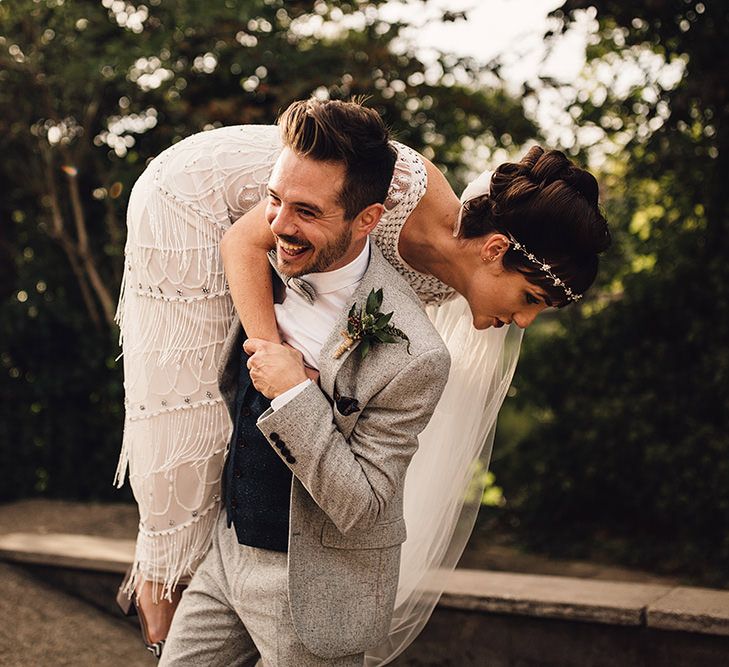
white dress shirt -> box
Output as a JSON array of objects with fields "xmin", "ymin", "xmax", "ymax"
[{"xmin": 269, "ymin": 239, "xmax": 370, "ymax": 410}]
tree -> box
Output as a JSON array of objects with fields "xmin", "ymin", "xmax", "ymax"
[
  {"xmin": 0, "ymin": 0, "xmax": 536, "ymax": 500},
  {"xmin": 494, "ymin": 0, "xmax": 729, "ymax": 584}
]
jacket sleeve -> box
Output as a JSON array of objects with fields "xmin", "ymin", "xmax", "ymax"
[{"xmin": 256, "ymin": 347, "xmax": 450, "ymax": 534}]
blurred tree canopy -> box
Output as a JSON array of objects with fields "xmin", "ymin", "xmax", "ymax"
[
  {"xmin": 0, "ymin": 0, "xmax": 535, "ymax": 500},
  {"xmin": 4, "ymin": 0, "xmax": 726, "ymax": 585},
  {"xmin": 493, "ymin": 0, "xmax": 729, "ymax": 585}
]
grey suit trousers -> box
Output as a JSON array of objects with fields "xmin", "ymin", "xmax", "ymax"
[{"xmin": 160, "ymin": 512, "xmax": 364, "ymax": 667}]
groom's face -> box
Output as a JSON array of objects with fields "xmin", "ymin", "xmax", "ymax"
[{"xmin": 266, "ymin": 148, "xmax": 360, "ymax": 278}]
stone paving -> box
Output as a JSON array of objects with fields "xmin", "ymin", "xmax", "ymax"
[{"xmin": 0, "ymin": 562, "xmax": 153, "ymax": 667}]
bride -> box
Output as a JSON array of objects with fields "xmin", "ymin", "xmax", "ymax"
[{"xmin": 115, "ymin": 98, "xmax": 609, "ymax": 662}]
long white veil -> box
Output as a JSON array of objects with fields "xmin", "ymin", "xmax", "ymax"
[
  {"xmin": 366, "ymin": 300, "xmax": 522, "ymax": 665},
  {"xmin": 366, "ymin": 172, "xmax": 523, "ymax": 665}
]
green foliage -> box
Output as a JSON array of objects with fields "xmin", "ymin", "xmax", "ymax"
[
  {"xmin": 0, "ymin": 0, "xmax": 535, "ymax": 501},
  {"xmin": 493, "ymin": 1, "xmax": 729, "ymax": 585}
]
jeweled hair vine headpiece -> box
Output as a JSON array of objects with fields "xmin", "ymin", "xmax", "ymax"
[
  {"xmin": 455, "ymin": 169, "xmax": 583, "ymax": 304},
  {"xmin": 505, "ymin": 234, "xmax": 582, "ymax": 302}
]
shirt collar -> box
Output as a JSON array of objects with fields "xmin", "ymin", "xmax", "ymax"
[{"xmin": 302, "ymin": 238, "xmax": 370, "ymax": 295}]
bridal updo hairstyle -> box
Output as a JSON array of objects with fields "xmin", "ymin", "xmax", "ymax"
[
  {"xmin": 277, "ymin": 98, "xmax": 397, "ymax": 221},
  {"xmin": 458, "ymin": 146, "xmax": 610, "ymax": 306}
]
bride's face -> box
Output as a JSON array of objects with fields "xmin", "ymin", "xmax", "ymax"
[{"xmin": 463, "ymin": 235, "xmax": 552, "ymax": 330}]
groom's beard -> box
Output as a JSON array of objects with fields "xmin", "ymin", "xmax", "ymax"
[{"xmin": 275, "ymin": 226, "xmax": 353, "ymax": 278}]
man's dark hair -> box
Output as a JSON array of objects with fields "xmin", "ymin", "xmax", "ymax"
[{"xmin": 277, "ymin": 98, "xmax": 397, "ymax": 220}]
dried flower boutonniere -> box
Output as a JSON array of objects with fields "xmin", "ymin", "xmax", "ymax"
[{"xmin": 334, "ymin": 288, "xmax": 411, "ymax": 360}]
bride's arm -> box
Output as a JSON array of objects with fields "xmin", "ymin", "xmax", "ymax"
[{"xmin": 221, "ymin": 200, "xmax": 281, "ymax": 344}]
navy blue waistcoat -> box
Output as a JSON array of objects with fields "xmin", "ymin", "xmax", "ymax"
[{"xmin": 223, "ymin": 345, "xmax": 292, "ymax": 552}]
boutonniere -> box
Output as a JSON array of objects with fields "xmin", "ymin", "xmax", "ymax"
[{"xmin": 334, "ymin": 288, "xmax": 411, "ymax": 360}]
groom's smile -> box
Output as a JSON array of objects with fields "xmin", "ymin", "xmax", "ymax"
[
  {"xmin": 266, "ymin": 148, "xmax": 363, "ymax": 278},
  {"xmin": 277, "ymin": 236, "xmax": 310, "ymax": 257}
]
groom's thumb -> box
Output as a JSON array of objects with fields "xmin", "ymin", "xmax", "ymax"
[{"xmin": 243, "ymin": 338, "xmax": 265, "ymax": 355}]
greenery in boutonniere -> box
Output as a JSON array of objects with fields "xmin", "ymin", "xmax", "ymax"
[{"xmin": 334, "ymin": 288, "xmax": 411, "ymax": 360}]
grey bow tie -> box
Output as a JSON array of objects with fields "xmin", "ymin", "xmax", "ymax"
[{"xmin": 267, "ymin": 250, "xmax": 317, "ymax": 304}]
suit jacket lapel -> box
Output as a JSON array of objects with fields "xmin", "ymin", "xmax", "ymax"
[
  {"xmin": 318, "ymin": 243, "xmax": 391, "ymax": 399},
  {"xmin": 218, "ymin": 318, "xmax": 245, "ymax": 412}
]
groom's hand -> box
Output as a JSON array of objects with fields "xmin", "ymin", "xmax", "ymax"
[{"xmin": 243, "ymin": 338, "xmax": 309, "ymax": 399}]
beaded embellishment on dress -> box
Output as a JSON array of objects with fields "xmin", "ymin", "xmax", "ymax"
[
  {"xmin": 117, "ymin": 127, "xmax": 523, "ymax": 667},
  {"xmin": 115, "ymin": 126, "xmax": 282, "ymax": 600},
  {"xmin": 115, "ymin": 128, "xmax": 451, "ymax": 601},
  {"xmin": 373, "ymin": 142, "xmax": 455, "ymax": 306}
]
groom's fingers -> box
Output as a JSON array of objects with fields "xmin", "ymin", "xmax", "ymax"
[
  {"xmin": 243, "ymin": 337, "xmax": 267, "ymax": 355},
  {"xmin": 242, "ymin": 338, "xmax": 308, "ymax": 399},
  {"xmin": 281, "ymin": 342, "xmax": 305, "ymax": 363},
  {"xmin": 304, "ymin": 366, "xmax": 320, "ymax": 383}
]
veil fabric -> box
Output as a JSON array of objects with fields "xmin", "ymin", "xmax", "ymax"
[
  {"xmin": 366, "ymin": 299, "xmax": 522, "ymax": 665},
  {"xmin": 366, "ymin": 168, "xmax": 523, "ymax": 665}
]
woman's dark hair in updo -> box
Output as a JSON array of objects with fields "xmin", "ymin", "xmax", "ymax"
[{"xmin": 459, "ymin": 146, "xmax": 611, "ymax": 306}]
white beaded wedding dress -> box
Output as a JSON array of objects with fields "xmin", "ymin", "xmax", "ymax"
[{"xmin": 115, "ymin": 125, "xmax": 522, "ymax": 665}]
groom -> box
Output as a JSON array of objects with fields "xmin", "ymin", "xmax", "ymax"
[{"xmin": 160, "ymin": 100, "xmax": 450, "ymax": 665}]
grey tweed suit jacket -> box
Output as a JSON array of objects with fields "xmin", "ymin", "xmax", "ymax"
[{"xmin": 217, "ymin": 243, "xmax": 450, "ymax": 658}]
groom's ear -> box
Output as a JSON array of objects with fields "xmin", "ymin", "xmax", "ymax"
[{"xmin": 352, "ymin": 203, "xmax": 385, "ymax": 238}]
